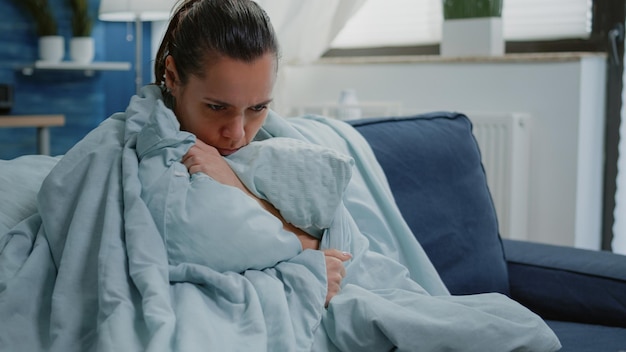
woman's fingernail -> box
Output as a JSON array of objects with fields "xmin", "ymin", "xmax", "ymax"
[{"xmin": 342, "ymin": 251, "xmax": 352, "ymax": 257}]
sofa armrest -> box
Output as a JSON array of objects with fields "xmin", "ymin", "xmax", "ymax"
[{"xmin": 503, "ymin": 239, "xmax": 626, "ymax": 328}]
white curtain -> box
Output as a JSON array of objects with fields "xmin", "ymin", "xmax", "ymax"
[
  {"xmin": 254, "ymin": 0, "xmax": 366, "ymax": 112},
  {"xmin": 255, "ymin": 0, "xmax": 367, "ymax": 64}
]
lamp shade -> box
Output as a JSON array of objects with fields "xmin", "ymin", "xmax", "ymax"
[{"xmin": 99, "ymin": 0, "xmax": 177, "ymax": 22}]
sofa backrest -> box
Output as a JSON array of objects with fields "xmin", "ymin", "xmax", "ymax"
[
  {"xmin": 0, "ymin": 155, "xmax": 60, "ymax": 233},
  {"xmin": 350, "ymin": 112, "xmax": 510, "ymax": 295}
]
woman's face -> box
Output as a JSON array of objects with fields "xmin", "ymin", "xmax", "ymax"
[{"xmin": 165, "ymin": 53, "xmax": 276, "ymax": 156}]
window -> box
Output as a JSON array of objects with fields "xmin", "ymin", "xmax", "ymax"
[{"xmin": 331, "ymin": 0, "xmax": 592, "ymax": 49}]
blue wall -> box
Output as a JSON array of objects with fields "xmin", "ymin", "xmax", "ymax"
[{"xmin": 0, "ymin": 0, "xmax": 151, "ymax": 159}]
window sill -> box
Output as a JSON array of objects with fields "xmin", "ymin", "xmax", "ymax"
[{"xmin": 315, "ymin": 52, "xmax": 607, "ymax": 65}]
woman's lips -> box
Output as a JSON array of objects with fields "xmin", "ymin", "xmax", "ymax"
[{"xmin": 217, "ymin": 147, "xmax": 240, "ymax": 156}]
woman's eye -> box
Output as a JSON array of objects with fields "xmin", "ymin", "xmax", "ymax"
[
  {"xmin": 208, "ymin": 104, "xmax": 225, "ymax": 111},
  {"xmin": 250, "ymin": 105, "xmax": 267, "ymax": 112}
]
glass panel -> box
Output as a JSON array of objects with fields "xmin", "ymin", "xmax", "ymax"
[{"xmin": 331, "ymin": 0, "xmax": 592, "ymax": 48}]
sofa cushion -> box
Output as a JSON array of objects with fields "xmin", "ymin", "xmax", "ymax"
[
  {"xmin": 545, "ymin": 320, "xmax": 626, "ymax": 352},
  {"xmin": 350, "ymin": 112, "xmax": 509, "ymax": 295},
  {"xmin": 504, "ymin": 239, "xmax": 626, "ymax": 327}
]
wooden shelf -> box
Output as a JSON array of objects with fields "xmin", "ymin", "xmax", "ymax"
[
  {"xmin": 0, "ymin": 115, "xmax": 65, "ymax": 155},
  {"xmin": 0, "ymin": 114, "xmax": 65, "ymax": 128},
  {"xmin": 20, "ymin": 61, "xmax": 131, "ymax": 76}
]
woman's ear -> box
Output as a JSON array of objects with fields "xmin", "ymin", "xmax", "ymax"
[{"xmin": 164, "ymin": 56, "xmax": 179, "ymax": 93}]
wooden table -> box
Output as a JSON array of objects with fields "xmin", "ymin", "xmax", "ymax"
[{"xmin": 0, "ymin": 115, "xmax": 65, "ymax": 155}]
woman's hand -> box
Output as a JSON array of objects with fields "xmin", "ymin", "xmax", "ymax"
[
  {"xmin": 182, "ymin": 139, "xmax": 244, "ymax": 189},
  {"xmin": 323, "ymin": 249, "xmax": 351, "ymax": 307}
]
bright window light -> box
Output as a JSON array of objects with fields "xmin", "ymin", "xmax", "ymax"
[{"xmin": 331, "ymin": 0, "xmax": 592, "ymax": 48}]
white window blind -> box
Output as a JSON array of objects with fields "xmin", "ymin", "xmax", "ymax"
[{"xmin": 331, "ymin": 0, "xmax": 592, "ymax": 48}]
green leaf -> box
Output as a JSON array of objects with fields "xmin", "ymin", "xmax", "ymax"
[
  {"xmin": 69, "ymin": 0, "xmax": 94, "ymax": 37},
  {"xmin": 11, "ymin": 0, "xmax": 58, "ymax": 36},
  {"xmin": 442, "ymin": 0, "xmax": 503, "ymax": 20}
]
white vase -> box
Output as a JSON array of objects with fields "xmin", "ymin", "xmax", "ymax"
[
  {"xmin": 337, "ymin": 89, "xmax": 362, "ymax": 120},
  {"xmin": 441, "ymin": 17, "xmax": 504, "ymax": 58},
  {"xmin": 70, "ymin": 37, "xmax": 95, "ymax": 63},
  {"xmin": 38, "ymin": 35, "xmax": 65, "ymax": 62}
]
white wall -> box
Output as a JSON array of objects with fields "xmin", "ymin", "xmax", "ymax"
[{"xmin": 276, "ymin": 54, "xmax": 607, "ymax": 249}]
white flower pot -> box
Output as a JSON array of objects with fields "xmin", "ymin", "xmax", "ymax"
[
  {"xmin": 70, "ymin": 37, "xmax": 95, "ymax": 63},
  {"xmin": 39, "ymin": 35, "xmax": 65, "ymax": 62},
  {"xmin": 441, "ymin": 17, "xmax": 504, "ymax": 57}
]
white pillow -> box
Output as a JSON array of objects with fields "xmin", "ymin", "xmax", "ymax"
[{"xmin": 226, "ymin": 137, "xmax": 354, "ymax": 238}]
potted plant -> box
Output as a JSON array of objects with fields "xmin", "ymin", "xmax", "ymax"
[
  {"xmin": 440, "ymin": 0, "xmax": 504, "ymax": 57},
  {"xmin": 69, "ymin": 0, "xmax": 95, "ymax": 63},
  {"xmin": 12, "ymin": 0, "xmax": 64, "ymax": 62}
]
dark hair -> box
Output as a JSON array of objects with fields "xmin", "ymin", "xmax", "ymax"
[{"xmin": 154, "ymin": 0, "xmax": 279, "ymax": 89}]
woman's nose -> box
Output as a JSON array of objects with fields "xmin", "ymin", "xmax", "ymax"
[{"xmin": 221, "ymin": 113, "xmax": 245, "ymax": 141}]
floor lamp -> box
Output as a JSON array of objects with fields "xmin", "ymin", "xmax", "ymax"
[{"xmin": 99, "ymin": 0, "xmax": 176, "ymax": 94}]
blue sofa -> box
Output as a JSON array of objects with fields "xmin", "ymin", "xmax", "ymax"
[
  {"xmin": 349, "ymin": 112, "xmax": 626, "ymax": 351},
  {"xmin": 1, "ymin": 111, "xmax": 623, "ymax": 350}
]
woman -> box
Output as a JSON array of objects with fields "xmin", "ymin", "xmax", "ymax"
[
  {"xmin": 154, "ymin": 0, "xmax": 349, "ymax": 308},
  {"xmin": 0, "ymin": 0, "xmax": 561, "ymax": 351}
]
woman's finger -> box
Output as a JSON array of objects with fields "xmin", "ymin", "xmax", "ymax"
[{"xmin": 322, "ymin": 248, "xmax": 352, "ymax": 262}]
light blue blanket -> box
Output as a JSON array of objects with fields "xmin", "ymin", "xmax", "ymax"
[{"xmin": 0, "ymin": 86, "xmax": 560, "ymax": 351}]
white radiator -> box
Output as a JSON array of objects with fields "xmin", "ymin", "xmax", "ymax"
[{"xmin": 469, "ymin": 113, "xmax": 531, "ymax": 241}]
